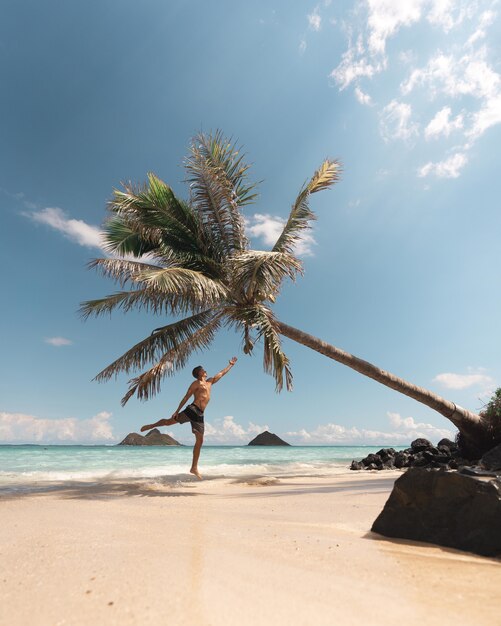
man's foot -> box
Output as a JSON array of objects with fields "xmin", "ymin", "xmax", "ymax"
[
  {"xmin": 140, "ymin": 424, "xmax": 152, "ymax": 432},
  {"xmin": 190, "ymin": 468, "xmax": 203, "ymax": 480}
]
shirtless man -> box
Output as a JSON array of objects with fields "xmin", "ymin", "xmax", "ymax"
[{"xmin": 140, "ymin": 357, "xmax": 237, "ymax": 479}]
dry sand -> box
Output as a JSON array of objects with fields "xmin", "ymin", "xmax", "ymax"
[{"xmin": 1, "ymin": 472, "xmax": 500, "ymax": 626}]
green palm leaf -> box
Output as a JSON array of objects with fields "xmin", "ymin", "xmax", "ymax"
[
  {"xmin": 272, "ymin": 159, "xmax": 341, "ymax": 255},
  {"xmin": 121, "ymin": 312, "xmax": 224, "ymax": 404},
  {"xmin": 185, "ymin": 130, "xmax": 257, "ymax": 253},
  {"xmin": 229, "ymin": 250, "xmax": 303, "ymax": 303},
  {"xmin": 94, "ymin": 310, "xmax": 219, "ymax": 384}
]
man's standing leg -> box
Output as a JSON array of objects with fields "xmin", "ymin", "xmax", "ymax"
[{"xmin": 190, "ymin": 432, "xmax": 204, "ymax": 479}]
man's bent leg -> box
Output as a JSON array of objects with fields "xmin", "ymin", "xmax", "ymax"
[
  {"xmin": 190, "ymin": 432, "xmax": 204, "ymax": 479},
  {"xmin": 140, "ymin": 417, "xmax": 177, "ymax": 432}
]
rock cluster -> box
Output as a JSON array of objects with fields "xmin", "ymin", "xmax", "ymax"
[{"xmin": 350, "ymin": 437, "xmax": 469, "ymax": 471}]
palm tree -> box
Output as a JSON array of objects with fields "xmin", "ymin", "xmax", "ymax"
[{"xmin": 81, "ymin": 131, "xmax": 491, "ymax": 453}]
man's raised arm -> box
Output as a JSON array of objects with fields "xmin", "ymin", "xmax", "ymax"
[{"xmin": 208, "ymin": 357, "xmax": 238, "ymax": 384}]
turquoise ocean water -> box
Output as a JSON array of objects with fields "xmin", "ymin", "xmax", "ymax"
[{"xmin": 0, "ymin": 444, "xmax": 404, "ymax": 492}]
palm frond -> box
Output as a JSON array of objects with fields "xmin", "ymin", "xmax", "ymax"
[
  {"xmin": 272, "ymin": 159, "xmax": 341, "ymax": 255},
  {"xmin": 104, "ymin": 174, "xmax": 227, "ymax": 273},
  {"xmin": 79, "ymin": 265, "xmax": 225, "ymax": 319},
  {"xmin": 121, "ymin": 312, "xmax": 224, "ymax": 404},
  {"xmin": 135, "ymin": 266, "xmax": 228, "ymax": 304},
  {"xmin": 94, "ymin": 310, "xmax": 218, "ymax": 384},
  {"xmin": 88, "ymin": 258, "xmax": 166, "ymax": 288},
  {"xmin": 229, "ymin": 250, "xmax": 303, "ymax": 303},
  {"xmin": 185, "ymin": 130, "xmax": 257, "ymax": 253},
  {"xmin": 226, "ymin": 304, "xmax": 292, "ymax": 391}
]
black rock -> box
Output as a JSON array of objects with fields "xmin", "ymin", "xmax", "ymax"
[
  {"xmin": 394, "ymin": 452, "xmax": 410, "ymax": 469},
  {"xmin": 423, "ymin": 447, "xmax": 440, "ymax": 460},
  {"xmin": 362, "ymin": 453, "xmax": 382, "ymax": 467},
  {"xmin": 248, "ymin": 431, "xmax": 290, "ymax": 446},
  {"xmin": 480, "ymin": 443, "xmax": 501, "ymax": 472},
  {"xmin": 437, "ymin": 438, "xmax": 457, "ymax": 450},
  {"xmin": 350, "ymin": 460, "xmax": 364, "ymax": 470},
  {"xmin": 372, "ymin": 468, "xmax": 501, "ymax": 556},
  {"xmin": 376, "ymin": 448, "xmax": 396, "ymax": 460},
  {"xmin": 410, "ymin": 438, "xmax": 433, "ymax": 452},
  {"xmin": 437, "ymin": 445, "xmax": 452, "ymax": 456}
]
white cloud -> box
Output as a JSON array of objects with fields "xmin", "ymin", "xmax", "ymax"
[
  {"xmin": 424, "ymin": 106, "xmax": 464, "ymax": 139},
  {"xmin": 285, "ymin": 411, "xmax": 453, "ymax": 444},
  {"xmin": 433, "ymin": 369, "xmax": 494, "ymax": 390},
  {"xmin": 330, "ymin": 0, "xmax": 501, "ymax": 178},
  {"xmin": 329, "ymin": 47, "xmax": 380, "ymax": 90},
  {"xmin": 0, "ymin": 411, "xmax": 115, "ymax": 443},
  {"xmin": 204, "ymin": 415, "xmax": 268, "ymax": 444},
  {"xmin": 401, "ymin": 49, "xmax": 499, "ymax": 99},
  {"xmin": 354, "ymin": 86, "xmax": 373, "ymax": 105},
  {"xmin": 380, "ymin": 100, "xmax": 419, "ymax": 141},
  {"xmin": 246, "ymin": 213, "xmax": 316, "ymax": 257},
  {"xmin": 299, "ymin": 39, "xmax": 307, "ymax": 54},
  {"xmin": 308, "ymin": 8, "xmax": 322, "ymax": 31},
  {"xmin": 418, "ymin": 151, "xmax": 468, "ymax": 178},
  {"xmin": 366, "ymin": 0, "xmax": 426, "ymax": 54},
  {"xmin": 427, "ymin": 0, "xmax": 459, "ymax": 31},
  {"xmin": 45, "ymin": 337, "xmax": 73, "ymax": 347},
  {"xmin": 28, "ymin": 207, "xmax": 104, "ymax": 249},
  {"xmin": 468, "ymin": 92, "xmax": 501, "ymax": 139}
]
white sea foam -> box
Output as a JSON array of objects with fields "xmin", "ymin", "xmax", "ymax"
[{"xmin": 0, "ymin": 444, "xmax": 396, "ymax": 492}]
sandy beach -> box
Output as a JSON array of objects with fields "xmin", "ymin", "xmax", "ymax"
[{"xmin": 1, "ymin": 472, "xmax": 500, "ymax": 626}]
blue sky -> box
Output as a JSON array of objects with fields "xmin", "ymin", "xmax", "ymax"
[{"xmin": 1, "ymin": 0, "xmax": 500, "ymax": 445}]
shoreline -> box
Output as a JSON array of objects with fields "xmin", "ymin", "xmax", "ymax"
[{"xmin": 2, "ymin": 473, "xmax": 500, "ymax": 625}]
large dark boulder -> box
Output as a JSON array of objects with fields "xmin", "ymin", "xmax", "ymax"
[
  {"xmin": 118, "ymin": 429, "xmax": 181, "ymax": 446},
  {"xmin": 248, "ymin": 431, "xmax": 290, "ymax": 446},
  {"xmin": 480, "ymin": 442, "xmax": 501, "ymax": 472},
  {"xmin": 372, "ymin": 468, "xmax": 501, "ymax": 557}
]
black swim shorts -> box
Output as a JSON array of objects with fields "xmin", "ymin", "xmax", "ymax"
[{"xmin": 175, "ymin": 403, "xmax": 205, "ymax": 435}]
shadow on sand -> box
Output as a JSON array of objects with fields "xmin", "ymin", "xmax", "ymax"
[
  {"xmin": 228, "ymin": 475, "xmax": 398, "ymax": 498},
  {"xmin": 0, "ymin": 476, "xmax": 202, "ymax": 501}
]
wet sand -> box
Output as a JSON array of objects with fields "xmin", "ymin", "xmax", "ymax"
[{"xmin": 1, "ymin": 473, "xmax": 500, "ymax": 625}]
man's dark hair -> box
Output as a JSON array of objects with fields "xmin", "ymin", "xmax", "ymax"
[{"xmin": 192, "ymin": 366, "xmax": 204, "ymax": 379}]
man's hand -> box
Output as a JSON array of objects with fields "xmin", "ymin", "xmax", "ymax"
[
  {"xmin": 229, "ymin": 357, "xmax": 237, "ymax": 366},
  {"xmin": 171, "ymin": 411, "xmax": 179, "ymax": 420}
]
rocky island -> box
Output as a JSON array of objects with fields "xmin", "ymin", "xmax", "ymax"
[
  {"xmin": 248, "ymin": 431, "xmax": 290, "ymax": 446},
  {"xmin": 118, "ymin": 428, "xmax": 181, "ymax": 446}
]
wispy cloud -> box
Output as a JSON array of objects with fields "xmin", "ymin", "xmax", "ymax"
[
  {"xmin": 246, "ymin": 213, "xmax": 316, "ymax": 257},
  {"xmin": 0, "ymin": 411, "xmax": 115, "ymax": 443},
  {"xmin": 308, "ymin": 7, "xmax": 322, "ymax": 31},
  {"xmin": 424, "ymin": 106, "xmax": 464, "ymax": 139},
  {"xmin": 418, "ymin": 151, "xmax": 468, "ymax": 178},
  {"xmin": 329, "ymin": 0, "xmax": 501, "ymax": 178},
  {"xmin": 27, "ymin": 207, "xmax": 104, "ymax": 249},
  {"xmin": 285, "ymin": 411, "xmax": 453, "ymax": 444},
  {"xmin": 44, "ymin": 337, "xmax": 73, "ymax": 347},
  {"xmin": 380, "ymin": 100, "xmax": 419, "ymax": 141},
  {"xmin": 354, "ymin": 86, "xmax": 373, "ymax": 106},
  {"xmin": 433, "ymin": 368, "xmax": 494, "ymax": 390}
]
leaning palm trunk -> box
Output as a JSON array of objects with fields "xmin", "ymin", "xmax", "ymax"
[
  {"xmin": 277, "ymin": 321, "xmax": 488, "ymax": 449},
  {"xmin": 84, "ymin": 131, "xmax": 494, "ymax": 457}
]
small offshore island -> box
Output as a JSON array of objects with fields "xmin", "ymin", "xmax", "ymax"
[
  {"xmin": 118, "ymin": 428, "xmax": 181, "ymax": 446},
  {"xmin": 248, "ymin": 431, "xmax": 290, "ymax": 446}
]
